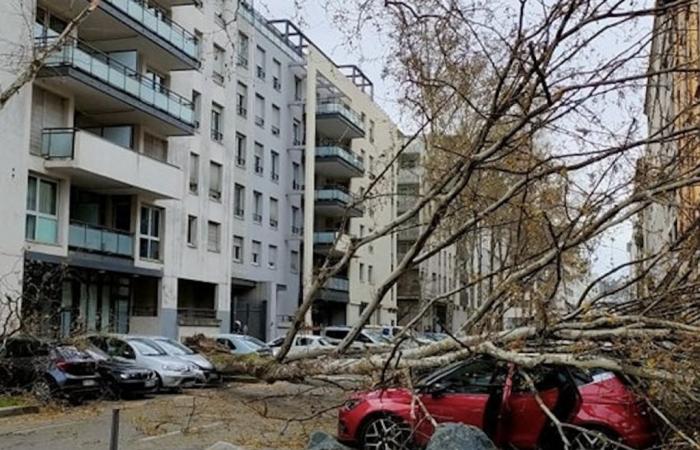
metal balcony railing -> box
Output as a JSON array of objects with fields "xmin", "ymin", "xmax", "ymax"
[
  {"xmin": 104, "ymin": 0, "xmax": 199, "ymax": 59},
  {"xmin": 316, "ymin": 146, "xmax": 364, "ymax": 171},
  {"xmin": 69, "ymin": 221, "xmax": 134, "ymax": 257},
  {"xmin": 37, "ymin": 36, "xmax": 195, "ymax": 126},
  {"xmin": 316, "ymin": 101, "xmax": 365, "ymax": 132}
]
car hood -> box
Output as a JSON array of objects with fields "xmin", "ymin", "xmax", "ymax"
[
  {"xmin": 143, "ymin": 355, "xmax": 192, "ymax": 370},
  {"xmin": 175, "ymin": 354, "xmax": 213, "ymax": 370},
  {"xmin": 353, "ymin": 388, "xmax": 413, "ymax": 404}
]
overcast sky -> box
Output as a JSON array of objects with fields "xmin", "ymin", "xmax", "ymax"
[{"xmin": 256, "ymin": 0, "xmax": 637, "ymax": 277}]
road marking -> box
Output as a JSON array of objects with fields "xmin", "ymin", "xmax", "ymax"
[
  {"xmin": 138, "ymin": 421, "xmax": 223, "ymax": 442},
  {"xmin": 0, "ymin": 421, "xmax": 79, "ymax": 436}
]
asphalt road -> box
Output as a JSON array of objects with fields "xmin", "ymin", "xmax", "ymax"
[{"xmin": 0, "ymin": 382, "xmax": 344, "ymax": 450}]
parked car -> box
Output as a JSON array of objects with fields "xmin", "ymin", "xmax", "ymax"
[
  {"xmin": 267, "ymin": 335, "xmax": 333, "ymax": 356},
  {"xmin": 87, "ymin": 335, "xmax": 201, "ymax": 390},
  {"xmin": 337, "ymin": 357, "xmax": 655, "ymax": 450},
  {"xmin": 0, "ymin": 336, "xmax": 101, "ymax": 403},
  {"xmin": 146, "ymin": 336, "xmax": 219, "ymax": 384},
  {"xmin": 322, "ymin": 326, "xmax": 392, "ymax": 347},
  {"xmin": 421, "ymin": 332, "xmax": 449, "ymax": 342},
  {"xmin": 215, "ymin": 334, "xmax": 272, "ymax": 356},
  {"xmin": 81, "ymin": 344, "xmax": 157, "ymax": 398}
]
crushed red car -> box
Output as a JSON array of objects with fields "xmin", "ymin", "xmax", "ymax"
[{"xmin": 337, "ymin": 357, "xmax": 655, "ymax": 449}]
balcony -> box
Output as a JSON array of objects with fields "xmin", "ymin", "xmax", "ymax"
[
  {"xmin": 315, "ymin": 146, "xmax": 364, "ymax": 178},
  {"xmin": 44, "ymin": 0, "xmax": 199, "ymax": 70},
  {"xmin": 316, "ymin": 276, "xmax": 350, "ymax": 304},
  {"xmin": 37, "ymin": 37, "xmax": 195, "ymax": 136},
  {"xmin": 316, "ymin": 101, "xmax": 365, "ymax": 140},
  {"xmin": 42, "ymin": 128, "xmax": 183, "ymax": 200},
  {"xmin": 69, "ymin": 221, "xmax": 134, "ymax": 258},
  {"xmin": 315, "ymin": 186, "xmax": 364, "ymax": 217},
  {"xmin": 313, "ymin": 231, "xmax": 352, "ymax": 256}
]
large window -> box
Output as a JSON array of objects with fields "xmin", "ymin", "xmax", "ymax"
[
  {"xmin": 254, "ymin": 94, "xmax": 265, "ymax": 127},
  {"xmin": 268, "ymin": 245, "xmax": 278, "ymax": 269},
  {"xmin": 272, "ymin": 59, "xmax": 282, "ymax": 91},
  {"xmin": 187, "ymin": 215, "xmax": 197, "ymax": 247},
  {"xmin": 233, "ymin": 235, "xmax": 244, "ymax": 262},
  {"xmin": 236, "ymin": 82, "xmax": 248, "ymax": 117},
  {"xmin": 211, "ymin": 103, "xmax": 223, "ymax": 142},
  {"xmin": 255, "ymin": 45, "xmax": 266, "ymax": 79},
  {"xmin": 234, "ymin": 184, "xmax": 245, "ymax": 218},
  {"xmin": 207, "ymin": 221, "xmax": 221, "ymax": 252},
  {"xmin": 25, "ymin": 175, "xmax": 58, "ymax": 244},
  {"xmin": 253, "ymin": 191, "xmax": 263, "ymax": 223},
  {"xmin": 251, "ymin": 240, "xmax": 261, "ymax": 266},
  {"xmin": 254, "ymin": 142, "xmax": 264, "ymax": 175},
  {"xmin": 235, "ymin": 133, "xmax": 246, "ymax": 167},
  {"xmin": 269, "ymin": 197, "xmax": 279, "ymax": 228},
  {"xmin": 271, "ymin": 150, "xmax": 280, "ymax": 182},
  {"xmin": 290, "ymin": 249, "xmax": 299, "ymax": 273},
  {"xmin": 140, "ymin": 206, "xmax": 162, "ymax": 260},
  {"xmin": 271, "ymin": 105, "xmax": 281, "ymax": 136},
  {"xmin": 189, "ymin": 153, "xmax": 199, "ymax": 195},
  {"xmin": 209, "ymin": 161, "xmax": 222, "ymax": 201},
  {"xmin": 237, "ymin": 32, "xmax": 249, "ymax": 67},
  {"xmin": 213, "ymin": 44, "xmax": 225, "ymax": 84}
]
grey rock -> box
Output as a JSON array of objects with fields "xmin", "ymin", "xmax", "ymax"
[
  {"xmin": 205, "ymin": 442, "xmax": 244, "ymax": 450},
  {"xmin": 426, "ymin": 423, "xmax": 496, "ymax": 450},
  {"xmin": 306, "ymin": 431, "xmax": 354, "ymax": 450}
]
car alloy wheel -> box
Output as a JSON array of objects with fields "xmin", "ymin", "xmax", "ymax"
[
  {"xmin": 32, "ymin": 379, "xmax": 54, "ymax": 404},
  {"xmin": 362, "ymin": 416, "xmax": 412, "ymax": 450},
  {"xmin": 570, "ymin": 429, "xmax": 619, "ymax": 450}
]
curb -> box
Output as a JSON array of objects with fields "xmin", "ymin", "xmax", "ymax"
[{"xmin": 0, "ymin": 405, "xmax": 40, "ymax": 418}]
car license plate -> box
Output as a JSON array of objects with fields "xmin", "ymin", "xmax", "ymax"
[
  {"xmin": 145, "ymin": 380, "xmax": 156, "ymax": 388},
  {"xmin": 83, "ymin": 379, "xmax": 97, "ymax": 386}
]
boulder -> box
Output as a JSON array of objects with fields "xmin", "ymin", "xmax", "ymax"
[
  {"xmin": 426, "ymin": 423, "xmax": 496, "ymax": 450},
  {"xmin": 306, "ymin": 431, "xmax": 354, "ymax": 450}
]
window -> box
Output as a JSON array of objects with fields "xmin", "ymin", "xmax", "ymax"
[
  {"xmin": 359, "ymin": 263, "xmax": 365, "ymax": 282},
  {"xmin": 271, "ymin": 105, "xmax": 281, "ymax": 136},
  {"xmin": 269, "ymin": 197, "xmax": 279, "ymax": 228},
  {"xmin": 143, "ymin": 133, "xmax": 167, "ymax": 162},
  {"xmin": 237, "ymin": 32, "xmax": 249, "ymax": 67},
  {"xmin": 187, "ymin": 215, "xmax": 197, "ymax": 247},
  {"xmin": 254, "ymin": 94, "xmax": 265, "ymax": 127},
  {"xmin": 292, "ymin": 119, "xmax": 302, "ymax": 145},
  {"xmin": 271, "ymin": 150, "xmax": 279, "ymax": 182},
  {"xmin": 291, "ymin": 206, "xmax": 301, "ymax": 234},
  {"xmin": 211, "ymin": 103, "xmax": 223, "ymax": 142},
  {"xmin": 192, "ymin": 90, "xmax": 201, "ymax": 128},
  {"xmin": 254, "ymin": 142, "xmax": 264, "ymax": 175},
  {"xmin": 140, "ymin": 206, "xmax": 162, "ymax": 260},
  {"xmin": 273, "ymin": 59, "xmax": 282, "ymax": 90},
  {"xmin": 234, "ymin": 184, "xmax": 245, "ymax": 218},
  {"xmin": 290, "ymin": 249, "xmax": 299, "ymax": 272},
  {"xmin": 292, "ymin": 162, "xmax": 302, "ymax": 190},
  {"xmin": 209, "ymin": 162, "xmax": 222, "ymax": 201},
  {"xmin": 235, "ymin": 133, "xmax": 246, "ymax": 167},
  {"xmin": 189, "ymin": 153, "xmax": 199, "ymax": 194},
  {"xmin": 251, "ymin": 240, "xmax": 261, "ymax": 265},
  {"xmin": 359, "ymin": 225, "xmax": 365, "ymax": 238},
  {"xmin": 369, "ymin": 120, "xmax": 375, "ymax": 143},
  {"xmin": 213, "ymin": 44, "xmax": 225, "ymax": 84},
  {"xmin": 255, "ymin": 46, "xmax": 266, "ymax": 79},
  {"xmin": 207, "ymin": 221, "xmax": 221, "ymax": 252},
  {"xmin": 368, "ymin": 265, "xmax": 374, "ymax": 284},
  {"xmin": 233, "ymin": 236, "xmax": 244, "ymax": 263},
  {"xmin": 236, "ymin": 82, "xmax": 248, "ymax": 117},
  {"xmin": 268, "ymin": 245, "xmax": 278, "ymax": 269},
  {"xmin": 253, "ymin": 191, "xmax": 263, "ymax": 223},
  {"xmin": 25, "ymin": 175, "xmax": 58, "ymax": 244},
  {"xmin": 294, "ymin": 76, "xmax": 302, "ymax": 101}
]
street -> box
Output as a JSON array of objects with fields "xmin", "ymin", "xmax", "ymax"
[{"xmin": 0, "ymin": 382, "xmax": 345, "ymax": 450}]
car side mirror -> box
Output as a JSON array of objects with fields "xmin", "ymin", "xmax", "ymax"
[{"xmin": 428, "ymin": 382, "xmax": 449, "ymax": 397}]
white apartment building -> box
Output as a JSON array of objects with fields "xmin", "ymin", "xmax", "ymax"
[
  {"xmin": 0, "ymin": 0, "xmax": 398, "ymax": 341},
  {"xmin": 395, "ymin": 138, "xmax": 461, "ymax": 332}
]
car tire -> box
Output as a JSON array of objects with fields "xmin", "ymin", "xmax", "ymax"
[
  {"xmin": 568, "ymin": 428, "xmax": 621, "ymax": 450},
  {"xmin": 360, "ymin": 414, "xmax": 413, "ymax": 450},
  {"xmin": 32, "ymin": 378, "xmax": 55, "ymax": 405}
]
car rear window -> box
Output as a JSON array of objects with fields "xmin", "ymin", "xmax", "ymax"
[{"xmin": 325, "ymin": 330, "xmax": 348, "ymax": 340}]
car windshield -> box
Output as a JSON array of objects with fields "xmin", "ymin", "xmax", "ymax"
[
  {"xmin": 241, "ymin": 336, "xmax": 267, "ymax": 348},
  {"xmin": 155, "ymin": 339, "xmax": 195, "ymax": 356},
  {"xmin": 363, "ymin": 330, "xmax": 391, "ymax": 344},
  {"xmin": 318, "ymin": 338, "xmax": 332, "ymax": 346},
  {"xmin": 129, "ymin": 339, "xmax": 166, "ymax": 356}
]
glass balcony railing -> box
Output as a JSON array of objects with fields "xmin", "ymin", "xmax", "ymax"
[
  {"xmin": 325, "ymin": 277, "xmax": 349, "ymax": 292},
  {"xmin": 316, "ymin": 146, "xmax": 364, "ymax": 171},
  {"xmin": 41, "ymin": 128, "xmax": 75, "ymax": 159},
  {"xmin": 315, "ymin": 187, "xmax": 354, "ymax": 205},
  {"xmin": 37, "ymin": 37, "xmax": 195, "ymax": 126},
  {"xmin": 104, "ymin": 0, "xmax": 199, "ymax": 59},
  {"xmin": 316, "ymin": 101, "xmax": 365, "ymax": 132},
  {"xmin": 69, "ymin": 221, "xmax": 134, "ymax": 257},
  {"xmin": 313, "ymin": 231, "xmax": 340, "ymax": 245}
]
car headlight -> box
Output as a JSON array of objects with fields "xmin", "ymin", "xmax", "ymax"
[
  {"xmin": 343, "ymin": 399, "xmax": 361, "ymax": 411},
  {"xmin": 161, "ymin": 364, "xmax": 186, "ymax": 372},
  {"xmin": 118, "ymin": 372, "xmax": 130, "ymax": 380}
]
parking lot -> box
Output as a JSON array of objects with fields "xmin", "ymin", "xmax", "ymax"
[{"xmin": 0, "ymin": 382, "xmax": 345, "ymax": 450}]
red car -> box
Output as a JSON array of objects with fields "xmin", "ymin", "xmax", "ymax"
[{"xmin": 337, "ymin": 357, "xmax": 655, "ymax": 449}]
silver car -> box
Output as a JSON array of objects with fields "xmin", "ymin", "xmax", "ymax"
[
  {"xmin": 216, "ymin": 334, "xmax": 272, "ymax": 356},
  {"xmin": 88, "ymin": 335, "xmax": 201, "ymax": 390},
  {"xmin": 146, "ymin": 337, "xmax": 219, "ymax": 385}
]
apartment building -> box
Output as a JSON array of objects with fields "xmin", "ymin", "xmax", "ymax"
[
  {"xmin": 395, "ymin": 138, "xmax": 461, "ymax": 332},
  {"xmin": 0, "ymin": 0, "xmax": 399, "ymax": 341}
]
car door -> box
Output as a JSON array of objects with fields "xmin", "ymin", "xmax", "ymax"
[
  {"xmin": 417, "ymin": 358, "xmax": 500, "ymax": 440},
  {"xmin": 504, "ymin": 366, "xmax": 565, "ymax": 449}
]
